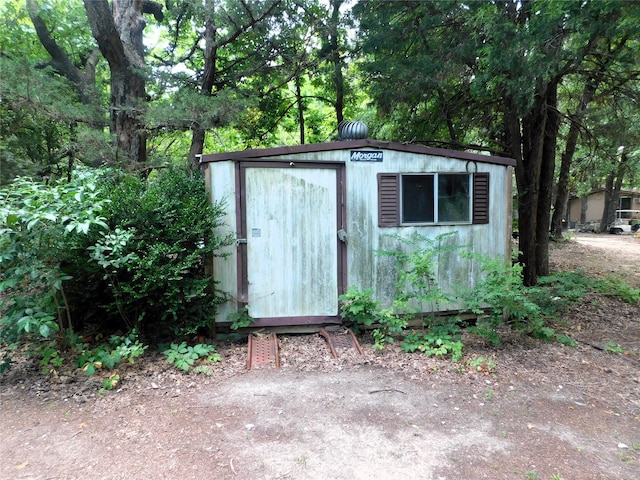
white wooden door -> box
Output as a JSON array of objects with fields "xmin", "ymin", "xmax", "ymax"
[{"xmin": 243, "ymin": 166, "xmax": 339, "ymax": 318}]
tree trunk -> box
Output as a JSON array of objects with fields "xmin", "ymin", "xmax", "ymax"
[
  {"xmin": 296, "ymin": 75, "xmax": 305, "ymax": 144},
  {"xmin": 536, "ymin": 81, "xmax": 560, "ymax": 277},
  {"xmin": 512, "ymin": 81, "xmax": 550, "ymax": 286},
  {"xmin": 83, "ymin": 0, "xmax": 152, "ymax": 168},
  {"xmin": 550, "ymin": 84, "xmax": 596, "ymax": 238},
  {"xmin": 601, "ymin": 150, "xmax": 628, "ymax": 232},
  {"xmin": 27, "ymin": 0, "xmax": 99, "ymax": 108},
  {"xmin": 328, "ymin": 0, "xmax": 344, "ymax": 126},
  {"xmin": 188, "ymin": 0, "xmax": 217, "ymax": 170}
]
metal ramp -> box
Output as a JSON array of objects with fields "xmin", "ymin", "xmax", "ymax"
[
  {"xmin": 319, "ymin": 327, "xmax": 364, "ymax": 358},
  {"xmin": 246, "ymin": 327, "xmax": 363, "ymax": 369},
  {"xmin": 246, "ymin": 332, "xmax": 280, "ymax": 370}
]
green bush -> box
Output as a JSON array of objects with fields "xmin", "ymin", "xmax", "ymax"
[
  {"xmin": 0, "ymin": 169, "xmax": 111, "ymax": 343},
  {"xmin": 68, "ymin": 165, "xmax": 234, "ymax": 336},
  {"xmin": 1, "ymin": 165, "xmax": 233, "ymax": 374}
]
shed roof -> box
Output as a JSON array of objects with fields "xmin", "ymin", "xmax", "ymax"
[{"xmin": 200, "ymin": 139, "xmax": 517, "ymax": 167}]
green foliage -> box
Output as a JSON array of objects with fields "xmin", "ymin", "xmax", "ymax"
[
  {"xmin": 529, "ymin": 271, "xmax": 594, "ymax": 319},
  {"xmin": 458, "ymin": 251, "xmax": 566, "ymax": 345},
  {"xmin": 596, "ymin": 275, "xmax": 640, "ymax": 304},
  {"xmin": 109, "ymin": 329, "xmax": 148, "ymax": 364},
  {"xmin": 227, "ymin": 306, "xmax": 255, "ymax": 330},
  {"xmin": 380, "ymin": 232, "xmax": 460, "ymax": 314},
  {"xmin": 371, "ymin": 308, "xmax": 408, "ymax": 351},
  {"xmin": 77, "ymin": 344, "xmax": 121, "ymax": 376},
  {"xmin": 401, "ymin": 320, "xmax": 464, "ymax": 362},
  {"xmin": 161, "ymin": 341, "xmax": 221, "ymax": 373},
  {"xmin": 67, "ymin": 166, "xmax": 234, "ymax": 336},
  {"xmin": 341, "ymin": 236, "xmax": 590, "ymax": 358},
  {"xmin": 339, "ymin": 287, "xmax": 380, "ymax": 330},
  {"xmin": 339, "ymin": 288, "xmax": 407, "ymax": 350},
  {"xmin": 0, "ymin": 169, "xmax": 110, "ymax": 345},
  {"xmin": 605, "ymin": 340, "xmax": 623, "ymax": 354},
  {"xmin": 39, "ymin": 344, "xmax": 65, "ymax": 374},
  {"xmin": 76, "ymin": 329, "xmax": 147, "ymax": 376},
  {"xmin": 466, "ymin": 356, "xmax": 495, "ymax": 374},
  {"xmin": 102, "ymin": 373, "xmax": 120, "ymax": 391}
]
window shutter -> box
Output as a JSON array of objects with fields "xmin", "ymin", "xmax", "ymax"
[
  {"xmin": 473, "ymin": 173, "xmax": 490, "ymax": 224},
  {"xmin": 378, "ymin": 173, "xmax": 400, "ymax": 227}
]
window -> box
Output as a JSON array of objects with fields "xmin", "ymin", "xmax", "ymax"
[{"xmin": 378, "ymin": 172, "xmax": 490, "ymax": 227}]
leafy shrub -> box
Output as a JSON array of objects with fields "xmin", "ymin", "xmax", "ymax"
[
  {"xmin": 596, "ymin": 275, "xmax": 640, "ymax": 303},
  {"xmin": 227, "ymin": 306, "xmax": 255, "ymax": 330},
  {"xmin": 0, "ymin": 169, "xmax": 111, "ymax": 344},
  {"xmin": 379, "ymin": 232, "xmax": 460, "ymax": 313},
  {"xmin": 339, "ymin": 288, "xmax": 407, "ymax": 350},
  {"xmin": 161, "ymin": 341, "xmax": 221, "ymax": 372},
  {"xmin": 66, "ymin": 165, "xmax": 234, "ymax": 336},
  {"xmin": 401, "ymin": 320, "xmax": 463, "ymax": 362},
  {"xmin": 77, "ymin": 329, "xmax": 148, "ymax": 376},
  {"xmin": 339, "ymin": 287, "xmax": 380, "ymax": 331}
]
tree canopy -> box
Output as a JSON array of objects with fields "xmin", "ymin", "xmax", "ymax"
[{"xmin": 1, "ymin": 0, "xmax": 639, "ymax": 284}]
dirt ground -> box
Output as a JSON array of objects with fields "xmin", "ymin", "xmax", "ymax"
[{"xmin": 1, "ymin": 232, "xmax": 639, "ymax": 480}]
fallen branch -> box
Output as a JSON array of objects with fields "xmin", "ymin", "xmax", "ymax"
[{"xmin": 369, "ymin": 388, "xmax": 406, "ymax": 394}]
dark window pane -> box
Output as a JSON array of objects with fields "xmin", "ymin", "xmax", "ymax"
[
  {"xmin": 438, "ymin": 174, "xmax": 470, "ymax": 222},
  {"xmin": 402, "ymin": 175, "xmax": 434, "ymax": 223}
]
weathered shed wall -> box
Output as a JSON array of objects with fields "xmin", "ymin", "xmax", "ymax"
[{"xmin": 203, "ymin": 140, "xmax": 514, "ymax": 325}]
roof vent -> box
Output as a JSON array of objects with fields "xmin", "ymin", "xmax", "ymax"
[{"xmin": 338, "ymin": 121, "xmax": 368, "ymax": 140}]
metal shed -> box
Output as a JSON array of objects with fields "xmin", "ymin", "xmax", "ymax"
[{"xmin": 200, "ymin": 138, "xmax": 516, "ymax": 329}]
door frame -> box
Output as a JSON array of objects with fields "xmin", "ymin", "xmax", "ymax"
[{"xmin": 235, "ymin": 160, "xmax": 347, "ymax": 327}]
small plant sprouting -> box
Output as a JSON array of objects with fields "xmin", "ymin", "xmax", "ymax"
[
  {"xmin": 401, "ymin": 320, "xmax": 463, "ymax": 362},
  {"xmin": 485, "ymin": 388, "xmax": 494, "ymax": 400},
  {"xmin": 102, "ymin": 373, "xmax": 120, "ymax": 391},
  {"xmin": 605, "ymin": 341, "xmax": 624, "ymax": 354},
  {"xmin": 161, "ymin": 341, "xmax": 221, "ymax": 372},
  {"xmin": 466, "ymin": 356, "xmax": 496, "ymax": 374},
  {"xmin": 39, "ymin": 345, "xmax": 65, "ymax": 375},
  {"xmin": 77, "ymin": 329, "xmax": 148, "ymax": 376},
  {"xmin": 228, "ymin": 306, "xmax": 254, "ymax": 330},
  {"xmin": 339, "ymin": 288, "xmax": 407, "ymax": 350}
]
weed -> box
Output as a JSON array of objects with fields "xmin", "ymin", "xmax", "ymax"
[
  {"xmin": 227, "ymin": 306, "xmax": 254, "ymax": 330},
  {"xmin": 401, "ymin": 320, "xmax": 463, "ymax": 362},
  {"xmin": 39, "ymin": 345, "xmax": 65, "ymax": 375},
  {"xmin": 109, "ymin": 329, "xmax": 147, "ymax": 363},
  {"xmin": 161, "ymin": 341, "xmax": 221, "ymax": 372},
  {"xmin": 485, "ymin": 388, "xmax": 494, "ymax": 400},
  {"xmin": 102, "ymin": 373, "xmax": 120, "ymax": 391},
  {"xmin": 193, "ymin": 365, "xmax": 213, "ymax": 376},
  {"xmin": 618, "ymin": 451, "xmax": 635, "ymax": 463},
  {"xmin": 339, "ymin": 288, "xmax": 407, "ymax": 350},
  {"xmin": 77, "ymin": 329, "xmax": 148, "ymax": 376},
  {"xmin": 526, "ymin": 470, "xmax": 538, "ymax": 479},
  {"xmin": 339, "ymin": 287, "xmax": 381, "ymax": 331},
  {"xmin": 597, "ymin": 275, "xmax": 640, "ymax": 303},
  {"xmin": 77, "ymin": 344, "xmax": 122, "ymax": 376},
  {"xmin": 605, "ymin": 341, "xmax": 624, "ymax": 354},
  {"xmin": 467, "ymin": 356, "xmax": 495, "ymax": 374}
]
